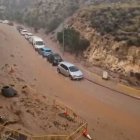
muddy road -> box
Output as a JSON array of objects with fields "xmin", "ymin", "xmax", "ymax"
[{"xmin": 0, "ymin": 24, "xmax": 140, "ymax": 140}]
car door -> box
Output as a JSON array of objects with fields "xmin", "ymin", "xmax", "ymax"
[
  {"xmin": 63, "ymin": 65, "xmax": 69, "ymax": 76},
  {"xmin": 60, "ymin": 64, "xmax": 65, "ymax": 74},
  {"xmin": 60, "ymin": 64, "xmax": 68, "ymax": 76},
  {"xmin": 50, "ymin": 55, "xmax": 53, "ymax": 63}
]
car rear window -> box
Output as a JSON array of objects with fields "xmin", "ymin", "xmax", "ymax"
[{"xmin": 45, "ymin": 50, "xmax": 51, "ymax": 52}]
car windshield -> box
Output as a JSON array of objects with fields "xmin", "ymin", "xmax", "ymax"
[
  {"xmin": 45, "ymin": 50, "xmax": 51, "ymax": 52},
  {"xmin": 36, "ymin": 41, "xmax": 44, "ymax": 45},
  {"xmin": 69, "ymin": 66, "xmax": 79, "ymax": 72}
]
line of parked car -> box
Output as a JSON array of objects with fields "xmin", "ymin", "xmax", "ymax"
[{"xmin": 16, "ymin": 25, "xmax": 84, "ymax": 80}]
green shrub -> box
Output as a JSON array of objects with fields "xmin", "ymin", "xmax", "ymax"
[
  {"xmin": 57, "ymin": 28, "xmax": 90, "ymax": 55},
  {"xmin": 14, "ymin": 11, "xmax": 23, "ymax": 23},
  {"xmin": 89, "ymin": 5, "xmax": 140, "ymax": 47},
  {"xmin": 127, "ymin": 37, "xmax": 140, "ymax": 46},
  {"xmin": 135, "ymin": 73, "xmax": 140, "ymax": 80}
]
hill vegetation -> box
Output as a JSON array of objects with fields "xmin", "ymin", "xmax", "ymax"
[
  {"xmin": 1, "ymin": 0, "xmax": 139, "ymax": 36},
  {"xmin": 57, "ymin": 28, "xmax": 90, "ymax": 55},
  {"xmin": 92, "ymin": 0, "xmax": 140, "ymax": 5},
  {"xmin": 23, "ymin": 0, "xmax": 81, "ymax": 33},
  {"xmin": 0, "ymin": 0, "xmax": 33, "ymax": 19},
  {"xmin": 89, "ymin": 5, "xmax": 140, "ymax": 47},
  {"xmin": 66, "ymin": 1, "xmax": 140, "ymax": 84}
]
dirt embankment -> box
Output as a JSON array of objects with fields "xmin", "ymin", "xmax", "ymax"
[{"xmin": 0, "ymin": 60, "xmax": 82, "ymax": 136}]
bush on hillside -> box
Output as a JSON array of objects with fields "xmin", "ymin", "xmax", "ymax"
[
  {"xmin": 90, "ymin": 6, "xmax": 140, "ymax": 47},
  {"xmin": 14, "ymin": 11, "xmax": 23, "ymax": 23},
  {"xmin": 57, "ymin": 28, "xmax": 90, "ymax": 55}
]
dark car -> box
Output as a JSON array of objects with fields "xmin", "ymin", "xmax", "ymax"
[{"xmin": 47, "ymin": 53, "xmax": 63, "ymax": 66}]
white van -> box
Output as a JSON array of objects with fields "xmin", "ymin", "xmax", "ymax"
[{"xmin": 32, "ymin": 36, "xmax": 45, "ymax": 49}]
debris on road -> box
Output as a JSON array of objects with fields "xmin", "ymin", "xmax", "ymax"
[{"xmin": 102, "ymin": 71, "xmax": 109, "ymax": 80}]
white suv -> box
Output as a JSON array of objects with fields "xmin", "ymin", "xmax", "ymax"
[
  {"xmin": 32, "ymin": 36, "xmax": 45, "ymax": 50},
  {"xmin": 57, "ymin": 62, "xmax": 84, "ymax": 80}
]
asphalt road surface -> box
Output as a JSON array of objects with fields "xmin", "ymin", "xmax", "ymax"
[{"xmin": 0, "ymin": 24, "xmax": 140, "ymax": 140}]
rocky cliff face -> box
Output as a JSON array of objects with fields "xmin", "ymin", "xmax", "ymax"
[
  {"xmin": 67, "ymin": 3, "xmax": 140, "ymax": 82},
  {"xmin": 0, "ymin": 0, "xmax": 33, "ymax": 9},
  {"xmin": 20, "ymin": 0, "xmax": 82, "ymax": 32}
]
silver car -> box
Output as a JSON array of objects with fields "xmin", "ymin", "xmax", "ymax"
[
  {"xmin": 25, "ymin": 32, "xmax": 33, "ymax": 40},
  {"xmin": 20, "ymin": 29, "xmax": 28, "ymax": 36},
  {"xmin": 57, "ymin": 62, "xmax": 84, "ymax": 80}
]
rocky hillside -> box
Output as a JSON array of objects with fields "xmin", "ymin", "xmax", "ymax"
[
  {"xmin": 0, "ymin": 0, "xmax": 33, "ymax": 8},
  {"xmin": 66, "ymin": 2, "xmax": 140, "ymax": 84},
  {"xmin": 0, "ymin": 0, "xmax": 86, "ymax": 31},
  {"xmin": 0, "ymin": 0, "xmax": 33, "ymax": 19},
  {"xmin": 23, "ymin": 0, "xmax": 80, "ymax": 33},
  {"xmin": 92, "ymin": 0, "xmax": 140, "ymax": 4}
]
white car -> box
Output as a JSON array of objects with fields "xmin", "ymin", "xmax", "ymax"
[
  {"xmin": 57, "ymin": 62, "xmax": 84, "ymax": 80},
  {"xmin": 2, "ymin": 20, "xmax": 9, "ymax": 24},
  {"xmin": 25, "ymin": 32, "xmax": 33, "ymax": 40},
  {"xmin": 20, "ymin": 29, "xmax": 28, "ymax": 36}
]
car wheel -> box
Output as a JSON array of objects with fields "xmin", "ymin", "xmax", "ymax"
[{"xmin": 57, "ymin": 68, "xmax": 60, "ymax": 73}]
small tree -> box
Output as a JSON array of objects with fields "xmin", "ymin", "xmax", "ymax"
[
  {"xmin": 57, "ymin": 31, "xmax": 63, "ymax": 43},
  {"xmin": 14, "ymin": 11, "xmax": 23, "ymax": 23},
  {"xmin": 57, "ymin": 28, "xmax": 90, "ymax": 55}
]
